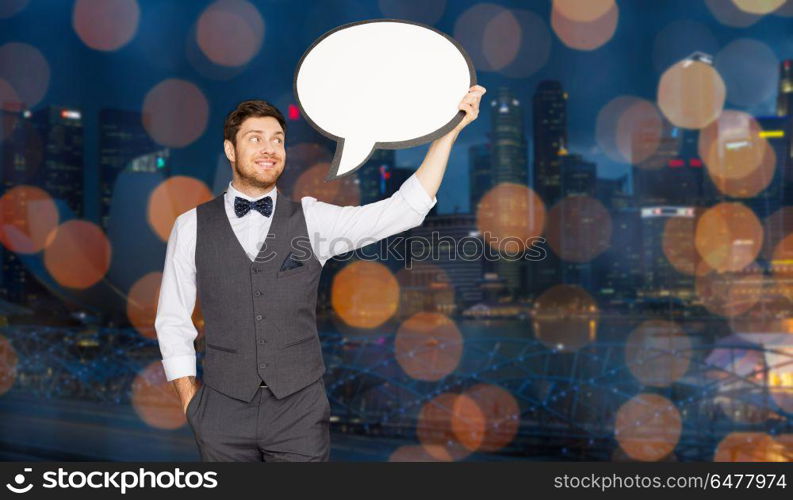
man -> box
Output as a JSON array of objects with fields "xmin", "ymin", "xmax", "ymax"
[{"xmin": 155, "ymin": 84, "xmax": 486, "ymax": 461}]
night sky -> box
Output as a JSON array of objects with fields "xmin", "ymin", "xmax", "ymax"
[{"xmin": 1, "ymin": 0, "xmax": 791, "ymax": 218}]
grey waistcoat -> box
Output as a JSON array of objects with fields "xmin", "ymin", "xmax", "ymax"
[{"xmin": 195, "ymin": 190, "xmax": 325, "ymax": 402}]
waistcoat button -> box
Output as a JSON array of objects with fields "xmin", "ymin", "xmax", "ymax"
[
  {"xmin": 255, "ymin": 290, "xmax": 262, "ymax": 296},
  {"xmin": 256, "ymin": 314, "xmax": 263, "ymax": 320},
  {"xmin": 259, "ymin": 363, "xmax": 267, "ymax": 369}
]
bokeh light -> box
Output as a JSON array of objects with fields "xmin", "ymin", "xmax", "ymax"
[
  {"xmin": 662, "ymin": 213, "xmax": 706, "ymax": 276},
  {"xmin": 545, "ymin": 195, "xmax": 612, "ymax": 262},
  {"xmin": 476, "ymin": 183, "xmax": 545, "ymax": 253},
  {"xmin": 732, "ymin": 0, "xmax": 786, "ymax": 14},
  {"xmin": 378, "ymin": 0, "xmax": 446, "ymax": 25},
  {"xmin": 532, "ymin": 284, "xmax": 599, "ymax": 352},
  {"xmin": 131, "ymin": 361, "xmax": 190, "ymax": 430},
  {"xmin": 454, "ymin": 3, "xmax": 520, "ymax": 72},
  {"xmin": 0, "ymin": 334, "xmax": 18, "ymax": 395},
  {"xmin": 652, "ymin": 19, "xmax": 718, "ymax": 74},
  {"xmin": 625, "ymin": 320, "xmax": 692, "ymax": 387},
  {"xmin": 0, "ymin": 42, "xmax": 50, "ymax": 108},
  {"xmin": 762, "ymin": 207, "xmax": 793, "ymax": 261},
  {"xmin": 417, "ymin": 392, "xmax": 475, "ymax": 461},
  {"xmin": 551, "ymin": 0, "xmax": 618, "ymax": 51},
  {"xmin": 714, "ymin": 432, "xmax": 790, "ymax": 462},
  {"xmin": 292, "ymin": 162, "xmax": 361, "ymax": 206},
  {"xmin": 147, "ymin": 176, "xmax": 213, "ymax": 242},
  {"xmin": 0, "ymin": 186, "xmax": 59, "ymax": 254},
  {"xmin": 498, "ymin": 9, "xmax": 551, "ymax": 79},
  {"xmin": 44, "ymin": 220, "xmax": 111, "ymax": 289},
  {"xmin": 705, "ymin": 0, "xmax": 763, "ymax": 27},
  {"xmin": 715, "ymin": 39, "xmax": 778, "ymax": 108},
  {"xmin": 657, "ymin": 59, "xmax": 726, "ymax": 130},
  {"xmin": 729, "ymin": 285, "xmax": 793, "ymax": 337},
  {"xmin": 706, "ymin": 146, "xmax": 775, "ymax": 199},
  {"xmin": 331, "ymin": 260, "xmax": 399, "ymax": 328},
  {"xmin": 695, "ymin": 202, "xmax": 763, "ymax": 273},
  {"xmin": 388, "ymin": 445, "xmax": 443, "ymax": 462},
  {"xmin": 394, "ymin": 311, "xmax": 462, "ymax": 381},
  {"xmin": 196, "ymin": 0, "xmax": 264, "ymax": 67},
  {"xmin": 0, "ymin": 0, "xmax": 28, "ymax": 18},
  {"xmin": 72, "ymin": 0, "xmax": 140, "ymax": 51},
  {"xmin": 615, "ymin": 393, "xmax": 682, "ymax": 461},
  {"xmin": 774, "ymin": 0, "xmax": 793, "ymax": 16},
  {"xmin": 455, "ymin": 383, "xmax": 520, "ymax": 452},
  {"xmin": 596, "ymin": 96, "xmax": 663, "ymax": 165},
  {"xmin": 142, "ymin": 79, "xmax": 209, "ymax": 148},
  {"xmin": 481, "ymin": 8, "xmax": 521, "ymax": 71},
  {"xmin": 127, "ymin": 272, "xmax": 162, "ymax": 339},
  {"xmin": 0, "ymin": 77, "xmax": 19, "ymax": 112},
  {"xmin": 696, "ymin": 262, "xmax": 764, "ymax": 317},
  {"xmin": 698, "ymin": 110, "xmax": 775, "ymax": 198}
]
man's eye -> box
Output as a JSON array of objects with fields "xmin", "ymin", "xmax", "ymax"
[
  {"xmin": 250, "ymin": 136, "xmax": 260, "ymax": 142},
  {"xmin": 274, "ymin": 138, "xmax": 283, "ymax": 144}
]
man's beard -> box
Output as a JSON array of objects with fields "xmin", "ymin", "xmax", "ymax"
[{"xmin": 233, "ymin": 159, "xmax": 280, "ymax": 189}]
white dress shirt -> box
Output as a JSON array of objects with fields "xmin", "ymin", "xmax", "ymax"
[{"xmin": 155, "ymin": 172, "xmax": 437, "ymax": 381}]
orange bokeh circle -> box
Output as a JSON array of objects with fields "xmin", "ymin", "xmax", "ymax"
[
  {"xmin": 476, "ymin": 183, "xmax": 545, "ymax": 253},
  {"xmin": 625, "ymin": 320, "xmax": 692, "ymax": 387},
  {"xmin": 147, "ymin": 176, "xmax": 214, "ymax": 242},
  {"xmin": 127, "ymin": 272, "xmax": 162, "ymax": 339},
  {"xmin": 331, "ymin": 260, "xmax": 400, "ymax": 328},
  {"xmin": 417, "ymin": 392, "xmax": 477, "ymax": 461},
  {"xmin": 131, "ymin": 361, "xmax": 191, "ymax": 430},
  {"xmin": 395, "ymin": 312, "xmax": 463, "ymax": 381},
  {"xmin": 695, "ymin": 202, "xmax": 763, "ymax": 273},
  {"xmin": 44, "ymin": 220, "xmax": 111, "ymax": 289},
  {"xmin": 0, "ymin": 334, "xmax": 18, "ymax": 395},
  {"xmin": 615, "ymin": 393, "xmax": 682, "ymax": 461},
  {"xmin": 454, "ymin": 383, "xmax": 520, "ymax": 452},
  {"xmin": 0, "ymin": 185, "xmax": 59, "ymax": 254},
  {"xmin": 657, "ymin": 60, "xmax": 726, "ymax": 129},
  {"xmin": 714, "ymin": 432, "xmax": 790, "ymax": 462}
]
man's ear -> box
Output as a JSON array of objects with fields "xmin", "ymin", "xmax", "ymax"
[{"xmin": 223, "ymin": 139, "xmax": 236, "ymax": 164}]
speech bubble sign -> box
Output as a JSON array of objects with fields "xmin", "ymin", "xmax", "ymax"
[{"xmin": 294, "ymin": 19, "xmax": 476, "ymax": 180}]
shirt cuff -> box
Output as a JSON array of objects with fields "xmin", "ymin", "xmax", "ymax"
[
  {"xmin": 162, "ymin": 354, "xmax": 197, "ymax": 381},
  {"xmin": 400, "ymin": 173, "xmax": 437, "ymax": 215}
]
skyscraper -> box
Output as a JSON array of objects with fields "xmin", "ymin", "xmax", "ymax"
[
  {"xmin": 777, "ymin": 60, "xmax": 792, "ymax": 117},
  {"xmin": 357, "ymin": 149, "xmax": 395, "ymax": 204},
  {"xmin": 560, "ymin": 152, "xmax": 596, "ymax": 197},
  {"xmin": 491, "ymin": 87, "xmax": 528, "ymax": 186},
  {"xmin": 532, "ymin": 80, "xmax": 567, "ymax": 205},
  {"xmin": 469, "ymin": 143, "xmax": 491, "ymax": 214},
  {"xmin": 489, "ymin": 87, "xmax": 528, "ymax": 296},
  {"xmin": 31, "ymin": 106, "xmax": 85, "ymax": 217},
  {"xmin": 99, "ymin": 108, "xmax": 164, "ymax": 230}
]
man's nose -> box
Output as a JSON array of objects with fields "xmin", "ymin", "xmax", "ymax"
[{"xmin": 259, "ymin": 142, "xmax": 276, "ymax": 155}]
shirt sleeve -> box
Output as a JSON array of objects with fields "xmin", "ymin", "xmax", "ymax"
[
  {"xmin": 154, "ymin": 209, "xmax": 199, "ymax": 381},
  {"xmin": 301, "ymin": 172, "xmax": 437, "ymax": 266}
]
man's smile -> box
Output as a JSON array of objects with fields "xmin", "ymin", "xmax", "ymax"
[{"xmin": 253, "ymin": 158, "xmax": 278, "ymax": 169}]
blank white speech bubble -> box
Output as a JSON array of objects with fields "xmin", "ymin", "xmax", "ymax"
[{"xmin": 294, "ymin": 19, "xmax": 475, "ymax": 180}]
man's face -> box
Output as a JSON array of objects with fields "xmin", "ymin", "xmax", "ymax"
[{"xmin": 224, "ymin": 116, "xmax": 286, "ymax": 190}]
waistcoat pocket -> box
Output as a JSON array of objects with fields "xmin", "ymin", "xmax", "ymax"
[{"xmin": 206, "ymin": 343, "xmax": 238, "ymax": 354}]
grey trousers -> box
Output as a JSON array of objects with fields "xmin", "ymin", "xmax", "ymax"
[{"xmin": 185, "ymin": 376, "xmax": 330, "ymax": 461}]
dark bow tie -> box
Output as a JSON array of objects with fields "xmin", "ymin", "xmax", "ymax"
[{"xmin": 234, "ymin": 195, "xmax": 273, "ymax": 218}]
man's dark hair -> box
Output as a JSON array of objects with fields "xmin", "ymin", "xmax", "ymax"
[{"xmin": 223, "ymin": 100, "xmax": 287, "ymax": 146}]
